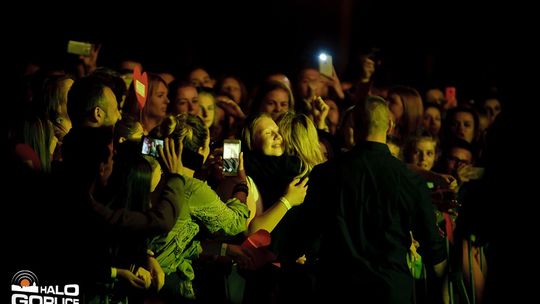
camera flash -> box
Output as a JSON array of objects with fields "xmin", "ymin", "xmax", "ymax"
[{"xmin": 319, "ymin": 53, "xmax": 328, "ymax": 61}]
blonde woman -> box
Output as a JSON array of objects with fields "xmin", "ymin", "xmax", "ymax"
[{"xmin": 278, "ymin": 112, "xmax": 325, "ymax": 176}]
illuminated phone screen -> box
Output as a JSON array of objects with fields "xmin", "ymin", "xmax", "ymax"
[{"xmin": 223, "ymin": 140, "xmax": 241, "ymax": 176}]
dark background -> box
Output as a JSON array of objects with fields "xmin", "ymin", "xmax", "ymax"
[{"xmin": 15, "ymin": 0, "xmax": 520, "ymax": 101}]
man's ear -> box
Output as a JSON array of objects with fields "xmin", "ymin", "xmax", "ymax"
[
  {"xmin": 90, "ymin": 107, "xmax": 103, "ymax": 122},
  {"xmin": 387, "ymin": 119, "xmax": 395, "ymax": 136},
  {"xmin": 91, "ymin": 107, "xmax": 104, "ymax": 124}
]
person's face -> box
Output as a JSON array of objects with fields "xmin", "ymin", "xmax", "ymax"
[
  {"xmin": 173, "ymin": 86, "xmax": 199, "ymax": 116},
  {"xmin": 412, "ymin": 139, "xmax": 437, "ymax": 171},
  {"xmin": 388, "ymin": 93, "xmax": 404, "ymax": 121},
  {"xmin": 484, "ymin": 98, "xmax": 501, "ymax": 125},
  {"xmin": 426, "ymin": 89, "xmax": 445, "ymax": 105},
  {"xmin": 423, "ymin": 107, "xmax": 442, "ymax": 136},
  {"xmin": 198, "ymin": 94, "xmax": 215, "ymax": 128},
  {"xmin": 102, "ymin": 87, "xmax": 121, "ymax": 127},
  {"xmin": 221, "ymin": 77, "xmax": 242, "ymax": 104},
  {"xmin": 445, "ymin": 147, "xmax": 472, "ymax": 173},
  {"xmin": 189, "ymin": 68, "xmax": 214, "ymax": 88},
  {"xmin": 146, "ymin": 82, "xmax": 169, "ymax": 119},
  {"xmin": 299, "ymin": 68, "xmax": 325, "ymax": 98},
  {"xmin": 450, "ymin": 111, "xmax": 475, "ymax": 143},
  {"xmin": 260, "ymin": 89, "xmax": 289, "ymax": 121},
  {"xmin": 253, "ymin": 117, "xmax": 283, "ymax": 156}
]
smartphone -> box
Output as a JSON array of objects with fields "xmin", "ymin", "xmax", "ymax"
[
  {"xmin": 141, "ymin": 136, "xmax": 164, "ymax": 158},
  {"xmin": 468, "ymin": 167, "xmax": 485, "ymax": 180},
  {"xmin": 223, "ymin": 139, "xmax": 241, "ymax": 176},
  {"xmin": 445, "ymin": 86, "xmax": 457, "ymax": 108},
  {"xmin": 67, "ymin": 40, "xmax": 93, "ymax": 57},
  {"xmin": 318, "ymin": 53, "xmax": 333, "ymax": 77}
]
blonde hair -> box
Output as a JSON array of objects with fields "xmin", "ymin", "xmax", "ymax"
[
  {"xmin": 242, "ymin": 112, "xmax": 273, "ymax": 152},
  {"xmin": 278, "ymin": 112, "xmax": 324, "ymax": 175}
]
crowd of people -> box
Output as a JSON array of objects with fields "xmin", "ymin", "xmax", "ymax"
[{"xmin": 8, "ymin": 41, "xmax": 512, "ymax": 303}]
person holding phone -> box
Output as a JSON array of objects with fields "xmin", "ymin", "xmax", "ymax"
[{"xmin": 148, "ymin": 114, "xmax": 251, "ymax": 301}]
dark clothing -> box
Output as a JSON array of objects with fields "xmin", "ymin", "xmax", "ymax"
[
  {"xmin": 308, "ymin": 141, "xmax": 446, "ymax": 303},
  {"xmin": 8, "ymin": 160, "xmax": 187, "ymax": 300},
  {"xmin": 243, "ymin": 150, "xmax": 302, "ymax": 256}
]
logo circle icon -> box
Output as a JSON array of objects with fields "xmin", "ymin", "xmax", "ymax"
[{"xmin": 12, "ymin": 270, "xmax": 38, "ymax": 287}]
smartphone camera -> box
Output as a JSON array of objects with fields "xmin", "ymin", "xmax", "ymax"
[
  {"xmin": 223, "ymin": 139, "xmax": 241, "ymax": 176},
  {"xmin": 318, "ymin": 52, "xmax": 333, "ymax": 77},
  {"xmin": 141, "ymin": 136, "xmax": 164, "ymax": 158}
]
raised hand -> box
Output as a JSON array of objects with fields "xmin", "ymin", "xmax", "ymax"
[{"xmin": 158, "ymin": 137, "xmax": 184, "ymax": 174}]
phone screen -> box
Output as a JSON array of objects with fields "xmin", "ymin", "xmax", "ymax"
[
  {"xmin": 141, "ymin": 136, "xmax": 164, "ymax": 158},
  {"xmin": 223, "ymin": 139, "xmax": 241, "ymax": 176},
  {"xmin": 67, "ymin": 40, "xmax": 93, "ymax": 56},
  {"xmin": 318, "ymin": 54, "xmax": 333, "ymax": 77}
]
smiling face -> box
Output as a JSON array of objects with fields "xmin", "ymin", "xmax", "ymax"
[
  {"xmin": 252, "ymin": 116, "xmax": 284, "ymax": 156},
  {"xmin": 411, "ymin": 138, "xmax": 437, "ymax": 171}
]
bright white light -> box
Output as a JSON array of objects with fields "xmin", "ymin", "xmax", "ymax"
[{"xmin": 319, "ymin": 53, "xmax": 327, "ymax": 61}]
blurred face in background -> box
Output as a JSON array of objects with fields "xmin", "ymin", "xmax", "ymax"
[
  {"xmin": 173, "ymin": 86, "xmax": 199, "ymax": 116},
  {"xmin": 260, "ymin": 88, "xmax": 290, "ymax": 121},
  {"xmin": 189, "ymin": 68, "xmax": 214, "ymax": 88},
  {"xmin": 450, "ymin": 111, "xmax": 475, "ymax": 143},
  {"xmin": 221, "ymin": 77, "xmax": 242, "ymax": 104},
  {"xmin": 484, "ymin": 98, "xmax": 501, "ymax": 125},
  {"xmin": 425, "ymin": 89, "xmax": 445, "ymax": 105},
  {"xmin": 445, "ymin": 147, "xmax": 472, "ymax": 174},
  {"xmin": 423, "ymin": 106, "xmax": 442, "ymax": 136},
  {"xmin": 299, "ymin": 68, "xmax": 326, "ymax": 98}
]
